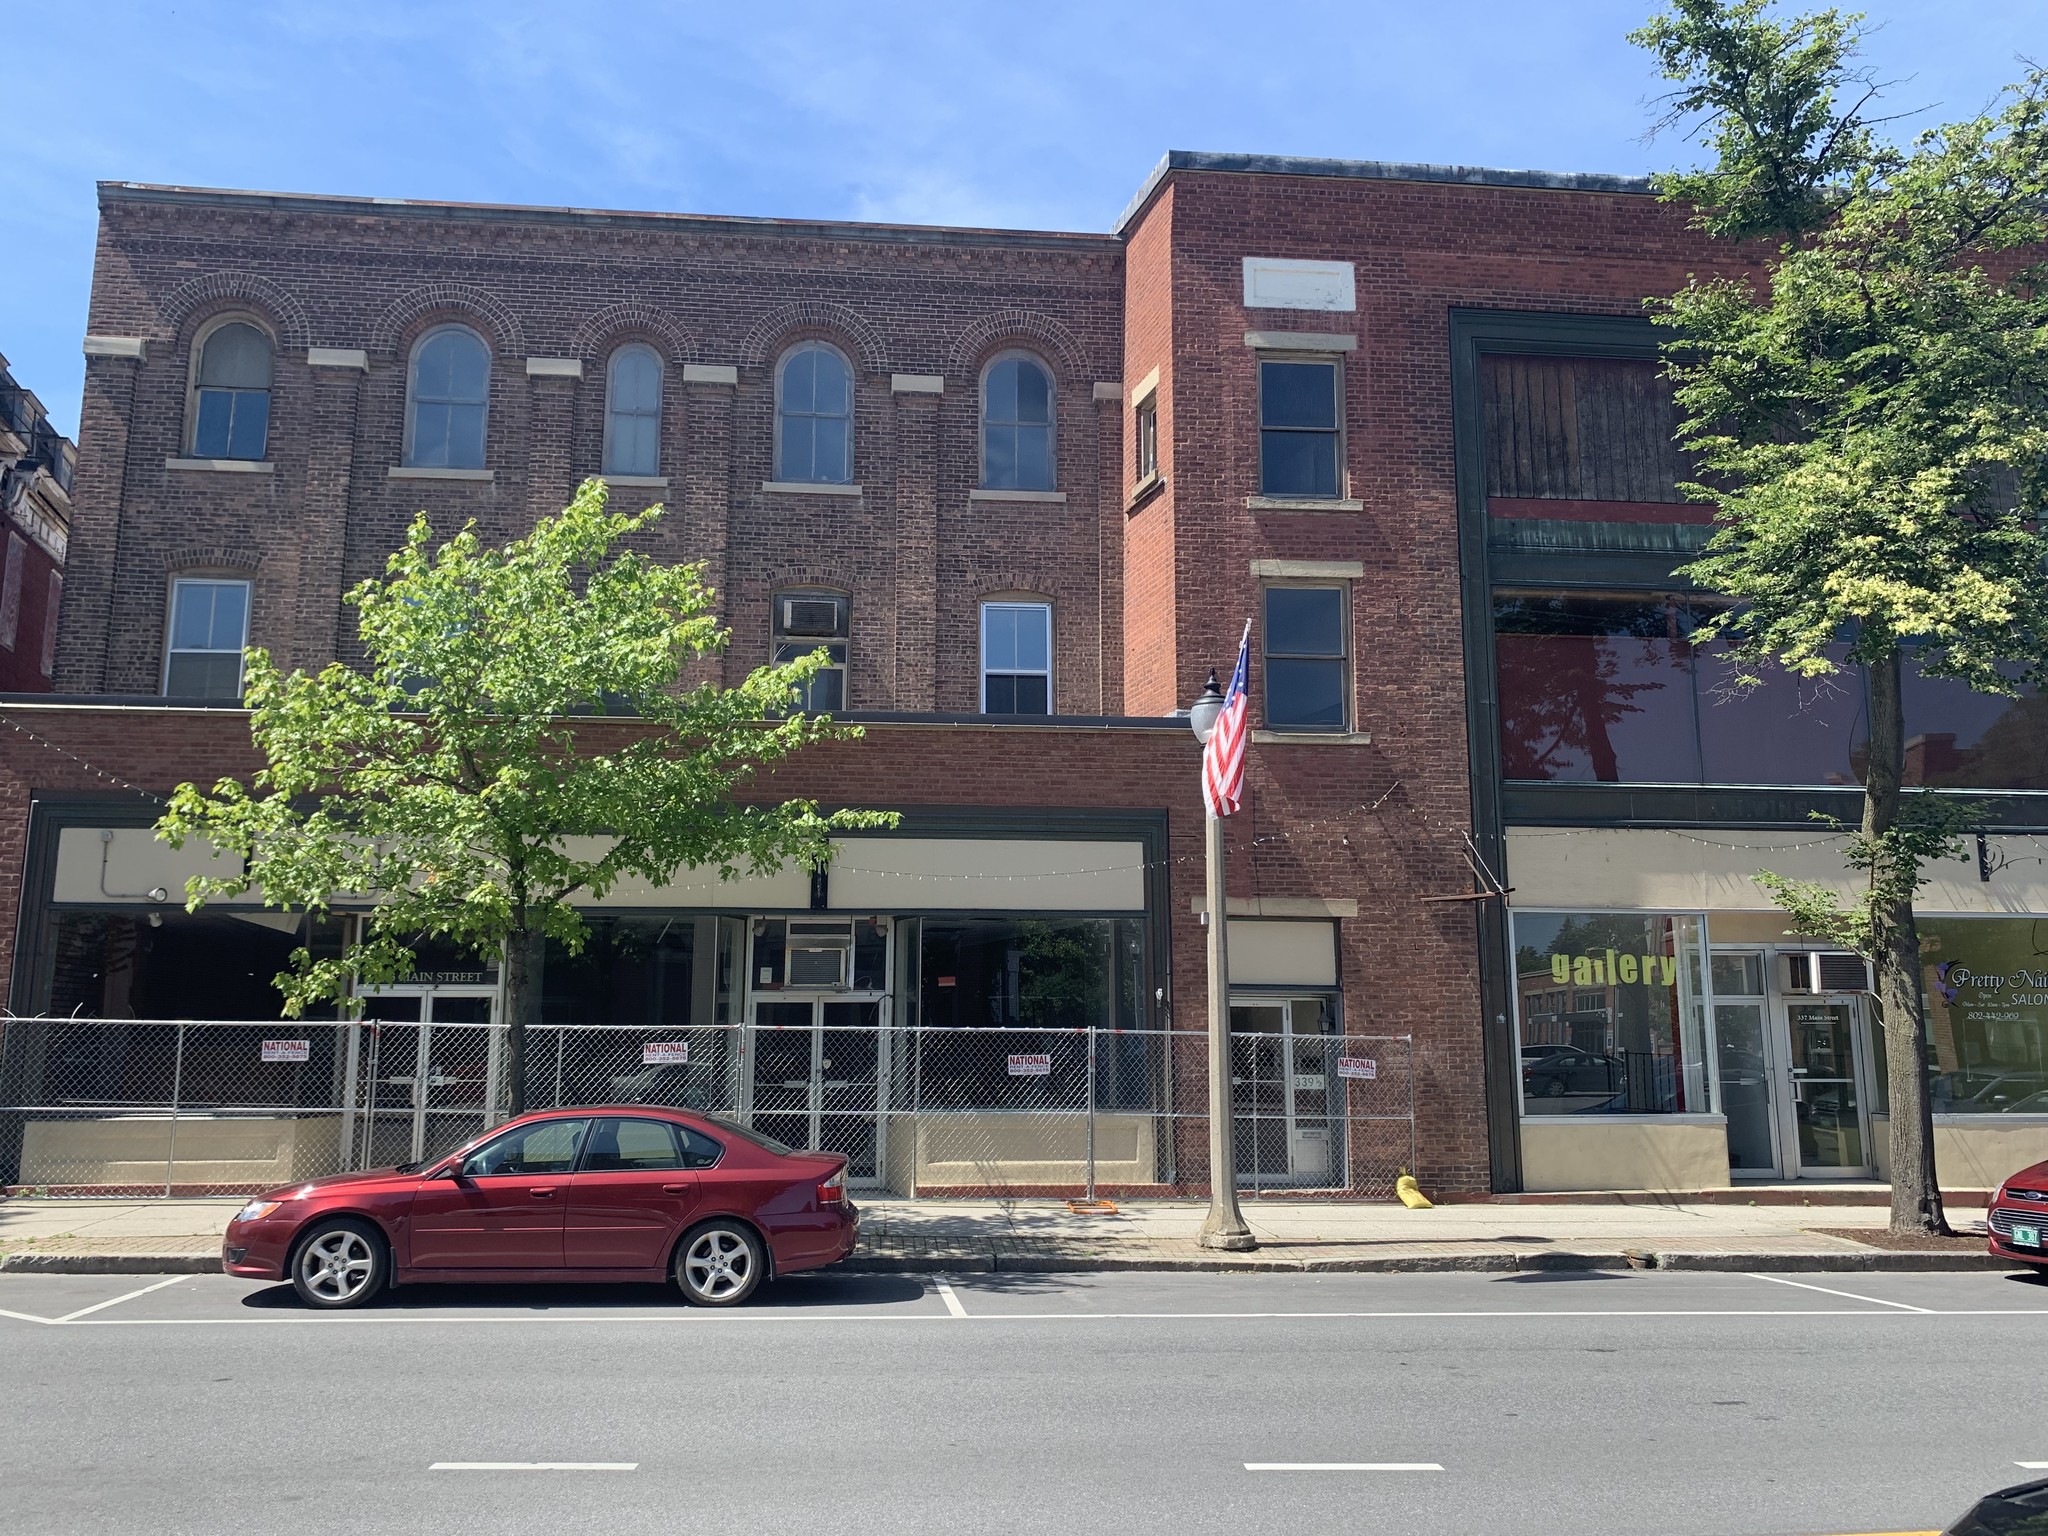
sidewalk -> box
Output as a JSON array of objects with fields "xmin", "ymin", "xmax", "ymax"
[{"xmin": 0, "ymin": 1192, "xmax": 2018, "ymax": 1275}]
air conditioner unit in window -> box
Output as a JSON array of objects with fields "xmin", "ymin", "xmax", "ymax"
[
  {"xmin": 1783, "ymin": 951, "xmax": 1873, "ymax": 995},
  {"xmin": 784, "ymin": 919, "xmax": 851, "ymax": 989},
  {"xmin": 781, "ymin": 597, "xmax": 843, "ymax": 637}
]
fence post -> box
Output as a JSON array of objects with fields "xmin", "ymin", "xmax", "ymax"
[
  {"xmin": 1085, "ymin": 1025, "xmax": 1098, "ymax": 1204},
  {"xmin": 163, "ymin": 1021, "xmax": 187, "ymax": 1197}
]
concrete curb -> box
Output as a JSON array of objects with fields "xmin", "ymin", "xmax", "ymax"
[{"xmin": 1, "ymin": 1249, "xmax": 2029, "ymax": 1278}]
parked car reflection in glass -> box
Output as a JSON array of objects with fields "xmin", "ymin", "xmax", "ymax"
[{"xmin": 1521, "ymin": 1044, "xmax": 1624, "ymax": 1101}]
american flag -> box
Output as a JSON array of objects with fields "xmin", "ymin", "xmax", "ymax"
[{"xmin": 1202, "ymin": 621, "xmax": 1252, "ymax": 818}]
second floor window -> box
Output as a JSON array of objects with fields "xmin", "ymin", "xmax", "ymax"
[
  {"xmin": 1263, "ymin": 584, "xmax": 1348, "ymax": 731},
  {"xmin": 1258, "ymin": 358, "xmax": 1340, "ymax": 498},
  {"xmin": 406, "ymin": 326, "xmax": 490, "ymax": 469},
  {"xmin": 776, "ymin": 343, "xmax": 852, "ymax": 484},
  {"xmin": 604, "ymin": 343, "xmax": 663, "ymax": 477},
  {"xmin": 773, "ymin": 590, "xmax": 849, "ymax": 711},
  {"xmin": 191, "ymin": 321, "xmax": 273, "ymax": 460},
  {"xmin": 981, "ymin": 601, "xmax": 1052, "ymax": 714},
  {"xmin": 1135, "ymin": 393, "xmax": 1158, "ymax": 482},
  {"xmin": 982, "ymin": 354, "xmax": 1054, "ymax": 491},
  {"xmin": 164, "ymin": 578, "xmax": 250, "ymax": 699}
]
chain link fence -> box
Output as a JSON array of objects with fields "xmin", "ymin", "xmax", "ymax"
[{"xmin": 0, "ymin": 1016, "xmax": 1416, "ymax": 1200}]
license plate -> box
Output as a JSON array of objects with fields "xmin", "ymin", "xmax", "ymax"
[{"xmin": 2014, "ymin": 1223, "xmax": 2042, "ymax": 1248}]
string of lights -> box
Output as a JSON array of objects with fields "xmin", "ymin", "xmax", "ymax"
[{"xmin": 0, "ymin": 712, "xmax": 168, "ymax": 804}]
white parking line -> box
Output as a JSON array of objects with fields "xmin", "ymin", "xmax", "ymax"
[
  {"xmin": 934, "ymin": 1279, "xmax": 969, "ymax": 1319},
  {"xmin": 430, "ymin": 1463, "xmax": 637, "ymax": 1472},
  {"xmin": 51, "ymin": 1275, "xmax": 188, "ymax": 1324},
  {"xmin": 1745, "ymin": 1273, "xmax": 1932, "ymax": 1312},
  {"xmin": 1246, "ymin": 1463, "xmax": 1443, "ymax": 1472},
  {"xmin": 0, "ymin": 1307, "xmax": 53, "ymax": 1325},
  {"xmin": 2018, "ymin": 1462, "xmax": 2048, "ymax": 1469}
]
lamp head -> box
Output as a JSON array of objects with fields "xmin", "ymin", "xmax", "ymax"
[{"xmin": 1188, "ymin": 669, "xmax": 1226, "ymax": 744}]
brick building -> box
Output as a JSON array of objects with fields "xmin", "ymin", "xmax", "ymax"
[
  {"xmin": 0, "ymin": 352, "xmax": 73, "ymax": 695},
  {"xmin": 3, "ymin": 152, "xmax": 2044, "ymax": 1200}
]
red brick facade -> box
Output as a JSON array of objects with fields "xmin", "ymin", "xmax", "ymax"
[{"xmin": 9, "ymin": 159, "xmax": 1756, "ymax": 1196}]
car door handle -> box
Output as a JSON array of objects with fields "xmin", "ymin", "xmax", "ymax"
[
  {"xmin": 528, "ymin": 1187, "xmax": 557, "ymax": 1199},
  {"xmin": 662, "ymin": 1184, "xmax": 691, "ymax": 1194}
]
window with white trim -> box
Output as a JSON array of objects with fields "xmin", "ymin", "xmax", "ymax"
[
  {"xmin": 1262, "ymin": 583, "xmax": 1348, "ymax": 731},
  {"xmin": 981, "ymin": 601, "xmax": 1052, "ymax": 714},
  {"xmin": 190, "ymin": 319, "xmax": 274, "ymax": 461},
  {"xmin": 405, "ymin": 326, "xmax": 490, "ymax": 469},
  {"xmin": 603, "ymin": 343, "xmax": 663, "ymax": 476},
  {"xmin": 981, "ymin": 353, "xmax": 1054, "ymax": 491},
  {"xmin": 776, "ymin": 343, "xmax": 853, "ymax": 484},
  {"xmin": 1258, "ymin": 357, "xmax": 1341, "ymax": 498},
  {"xmin": 772, "ymin": 589, "xmax": 849, "ymax": 711},
  {"xmin": 1134, "ymin": 393, "xmax": 1158, "ymax": 483},
  {"xmin": 164, "ymin": 578, "xmax": 250, "ymax": 698}
]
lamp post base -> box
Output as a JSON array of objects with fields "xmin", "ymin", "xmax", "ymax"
[{"xmin": 1199, "ymin": 1212, "xmax": 1258, "ymax": 1252}]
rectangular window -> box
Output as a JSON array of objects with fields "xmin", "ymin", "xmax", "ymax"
[
  {"xmin": 0, "ymin": 533, "xmax": 23, "ymax": 650},
  {"xmin": 1921, "ymin": 917, "xmax": 2048, "ymax": 1115},
  {"xmin": 1257, "ymin": 358, "xmax": 1340, "ymax": 498},
  {"xmin": 1513, "ymin": 911, "xmax": 1710, "ymax": 1116},
  {"xmin": 39, "ymin": 571, "xmax": 60, "ymax": 677},
  {"xmin": 1134, "ymin": 394, "xmax": 1158, "ymax": 482},
  {"xmin": 164, "ymin": 578, "xmax": 250, "ymax": 698},
  {"xmin": 981, "ymin": 601, "xmax": 1052, "ymax": 715},
  {"xmin": 1262, "ymin": 585, "xmax": 1347, "ymax": 731},
  {"xmin": 772, "ymin": 591, "xmax": 848, "ymax": 712}
]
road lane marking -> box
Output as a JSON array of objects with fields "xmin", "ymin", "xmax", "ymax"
[
  {"xmin": 52, "ymin": 1275, "xmax": 188, "ymax": 1323},
  {"xmin": 1744, "ymin": 1274, "xmax": 1931, "ymax": 1312},
  {"xmin": 934, "ymin": 1280, "xmax": 969, "ymax": 1318},
  {"xmin": 0, "ymin": 1307, "xmax": 52, "ymax": 1324},
  {"xmin": 2018, "ymin": 1461, "xmax": 2048, "ymax": 1468},
  {"xmin": 430, "ymin": 1463, "xmax": 637, "ymax": 1471},
  {"xmin": 1246, "ymin": 1463, "xmax": 1443, "ymax": 1472}
]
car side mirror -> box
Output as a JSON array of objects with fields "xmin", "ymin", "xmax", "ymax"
[{"xmin": 431, "ymin": 1160, "xmax": 466, "ymax": 1180}]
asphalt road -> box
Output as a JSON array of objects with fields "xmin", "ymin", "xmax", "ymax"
[{"xmin": 3, "ymin": 1267, "xmax": 2046, "ymax": 1536}]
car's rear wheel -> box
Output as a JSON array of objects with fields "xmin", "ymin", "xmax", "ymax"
[
  {"xmin": 674, "ymin": 1219, "xmax": 764, "ymax": 1307},
  {"xmin": 290, "ymin": 1218, "xmax": 387, "ymax": 1310}
]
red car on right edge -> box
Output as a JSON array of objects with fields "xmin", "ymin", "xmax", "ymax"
[{"xmin": 1987, "ymin": 1158, "xmax": 2048, "ymax": 1272}]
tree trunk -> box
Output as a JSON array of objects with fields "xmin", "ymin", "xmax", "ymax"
[
  {"xmin": 501, "ymin": 926, "xmax": 545, "ymax": 1118},
  {"xmin": 1865, "ymin": 648, "xmax": 1949, "ymax": 1236}
]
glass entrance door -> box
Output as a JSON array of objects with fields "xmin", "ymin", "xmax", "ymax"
[
  {"xmin": 746, "ymin": 998, "xmax": 884, "ymax": 1185},
  {"xmin": 352, "ymin": 985, "xmax": 501, "ymax": 1168},
  {"xmin": 1229, "ymin": 996, "xmax": 1340, "ymax": 1189},
  {"xmin": 1785, "ymin": 1000, "xmax": 1869, "ymax": 1176}
]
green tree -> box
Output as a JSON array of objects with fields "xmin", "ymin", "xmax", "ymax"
[
  {"xmin": 158, "ymin": 479, "xmax": 894, "ymax": 1117},
  {"xmin": 1631, "ymin": 0, "xmax": 2048, "ymax": 1232}
]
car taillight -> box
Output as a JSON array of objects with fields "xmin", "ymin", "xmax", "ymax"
[{"xmin": 818, "ymin": 1170, "xmax": 845, "ymax": 1204}]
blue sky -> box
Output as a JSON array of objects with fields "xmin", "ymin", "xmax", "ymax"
[{"xmin": 7, "ymin": 0, "xmax": 2039, "ymax": 436}]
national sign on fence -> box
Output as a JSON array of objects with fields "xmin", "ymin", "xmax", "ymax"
[
  {"xmin": 260, "ymin": 1039, "xmax": 310, "ymax": 1063},
  {"xmin": 1336, "ymin": 1057, "xmax": 1377, "ymax": 1080},
  {"xmin": 642, "ymin": 1042, "xmax": 689, "ymax": 1065},
  {"xmin": 1006, "ymin": 1053, "xmax": 1052, "ymax": 1077}
]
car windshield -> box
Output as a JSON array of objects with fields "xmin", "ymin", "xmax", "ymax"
[{"xmin": 699, "ymin": 1114, "xmax": 799, "ymax": 1158}]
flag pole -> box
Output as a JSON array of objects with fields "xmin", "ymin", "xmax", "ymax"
[{"xmin": 1194, "ymin": 619, "xmax": 1255, "ymax": 1252}]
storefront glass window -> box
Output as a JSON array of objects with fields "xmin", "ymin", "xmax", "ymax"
[
  {"xmin": 1920, "ymin": 917, "xmax": 2048, "ymax": 1114},
  {"xmin": 1513, "ymin": 911, "xmax": 1710, "ymax": 1116}
]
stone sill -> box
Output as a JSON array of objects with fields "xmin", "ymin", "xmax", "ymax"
[
  {"xmin": 388, "ymin": 467, "xmax": 495, "ymax": 482},
  {"xmin": 760, "ymin": 480, "xmax": 860, "ymax": 496},
  {"xmin": 1250, "ymin": 729, "xmax": 1374, "ymax": 746},
  {"xmin": 1247, "ymin": 496, "xmax": 1364, "ymax": 513},
  {"xmin": 600, "ymin": 475, "xmax": 668, "ymax": 489},
  {"xmin": 166, "ymin": 458, "xmax": 273, "ymax": 474},
  {"xmin": 1126, "ymin": 472, "xmax": 1165, "ymax": 511},
  {"xmin": 969, "ymin": 488, "xmax": 1066, "ymax": 503},
  {"xmin": 1188, "ymin": 896, "xmax": 1360, "ymax": 918}
]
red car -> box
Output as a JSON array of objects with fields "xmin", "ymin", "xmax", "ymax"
[
  {"xmin": 222, "ymin": 1106, "xmax": 858, "ymax": 1309},
  {"xmin": 1987, "ymin": 1158, "xmax": 2048, "ymax": 1273}
]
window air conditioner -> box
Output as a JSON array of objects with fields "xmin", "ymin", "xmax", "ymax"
[
  {"xmin": 784, "ymin": 920, "xmax": 851, "ymax": 989},
  {"xmin": 781, "ymin": 597, "xmax": 843, "ymax": 637},
  {"xmin": 1783, "ymin": 952, "xmax": 1873, "ymax": 995}
]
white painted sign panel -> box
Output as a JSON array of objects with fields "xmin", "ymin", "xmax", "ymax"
[
  {"xmin": 1336, "ymin": 1057, "xmax": 1377, "ymax": 1080},
  {"xmin": 642, "ymin": 1042, "xmax": 690, "ymax": 1066},
  {"xmin": 1007, "ymin": 1053, "xmax": 1052, "ymax": 1077},
  {"xmin": 261, "ymin": 1039, "xmax": 311, "ymax": 1063}
]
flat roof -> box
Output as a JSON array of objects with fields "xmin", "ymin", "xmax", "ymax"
[
  {"xmin": 96, "ymin": 181, "xmax": 1122, "ymax": 254},
  {"xmin": 1113, "ymin": 149, "xmax": 1656, "ymax": 233}
]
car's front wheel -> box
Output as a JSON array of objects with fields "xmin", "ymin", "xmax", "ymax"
[
  {"xmin": 674, "ymin": 1219, "xmax": 764, "ymax": 1307},
  {"xmin": 290, "ymin": 1218, "xmax": 387, "ymax": 1310}
]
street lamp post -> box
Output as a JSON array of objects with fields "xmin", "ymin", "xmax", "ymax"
[{"xmin": 1188, "ymin": 669, "xmax": 1256, "ymax": 1252}]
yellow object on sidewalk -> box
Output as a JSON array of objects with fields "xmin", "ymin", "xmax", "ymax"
[{"xmin": 1395, "ymin": 1173, "xmax": 1434, "ymax": 1210}]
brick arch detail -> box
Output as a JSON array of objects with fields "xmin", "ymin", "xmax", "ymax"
[
  {"xmin": 569, "ymin": 303, "xmax": 697, "ymax": 366},
  {"xmin": 156, "ymin": 272, "xmax": 312, "ymax": 353},
  {"xmin": 162, "ymin": 545, "xmax": 266, "ymax": 576},
  {"xmin": 947, "ymin": 310, "xmax": 1087, "ymax": 381},
  {"xmin": 368, "ymin": 283, "xmax": 526, "ymax": 357},
  {"xmin": 738, "ymin": 302, "xmax": 888, "ymax": 373}
]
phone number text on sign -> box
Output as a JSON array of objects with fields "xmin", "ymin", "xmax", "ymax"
[
  {"xmin": 642, "ymin": 1042, "xmax": 689, "ymax": 1065},
  {"xmin": 1006, "ymin": 1053, "xmax": 1052, "ymax": 1077},
  {"xmin": 1336, "ymin": 1057, "xmax": 1377, "ymax": 1080}
]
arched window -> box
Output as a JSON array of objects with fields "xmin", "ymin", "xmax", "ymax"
[
  {"xmin": 981, "ymin": 353, "xmax": 1054, "ymax": 491},
  {"xmin": 604, "ymin": 343, "xmax": 663, "ymax": 477},
  {"xmin": 190, "ymin": 321, "xmax": 273, "ymax": 460},
  {"xmin": 775, "ymin": 343, "xmax": 852, "ymax": 484},
  {"xmin": 405, "ymin": 325, "xmax": 491, "ymax": 469}
]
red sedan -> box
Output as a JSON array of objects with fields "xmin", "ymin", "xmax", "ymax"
[
  {"xmin": 1988, "ymin": 1157, "xmax": 2048, "ymax": 1273},
  {"xmin": 221, "ymin": 1106, "xmax": 858, "ymax": 1309}
]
